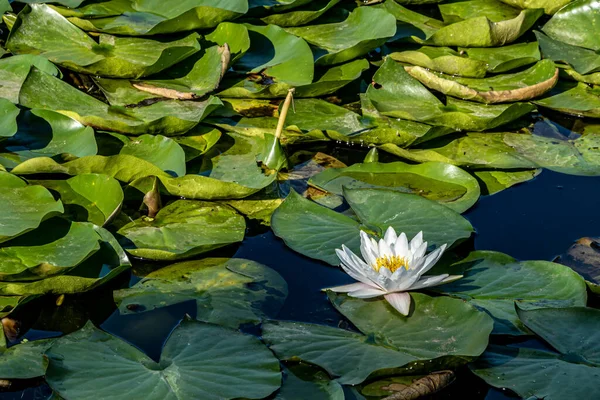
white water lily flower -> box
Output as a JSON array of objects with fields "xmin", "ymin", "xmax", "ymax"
[{"xmin": 325, "ymin": 227, "xmax": 462, "ymax": 316}]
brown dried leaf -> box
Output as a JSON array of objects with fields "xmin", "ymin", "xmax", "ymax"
[
  {"xmin": 555, "ymin": 237, "xmax": 600, "ymax": 294},
  {"xmin": 382, "ymin": 370, "xmax": 456, "ymax": 400}
]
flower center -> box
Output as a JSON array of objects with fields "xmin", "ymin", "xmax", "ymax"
[{"xmin": 373, "ymin": 255, "xmax": 409, "ymax": 273}]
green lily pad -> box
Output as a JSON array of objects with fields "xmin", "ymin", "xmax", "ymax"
[
  {"xmin": 555, "ymin": 237, "xmax": 600, "ymax": 294},
  {"xmin": 380, "ymin": 133, "xmax": 538, "ymax": 170},
  {"xmin": 205, "ymin": 22, "xmax": 251, "ymax": 65},
  {"xmin": 283, "ymin": 7, "xmax": 397, "ymax": 66},
  {"xmin": 389, "ymin": 47, "xmax": 488, "ymax": 78},
  {"xmin": 0, "ymin": 219, "xmax": 103, "ymax": 282},
  {"xmin": 416, "ymin": 9, "xmax": 543, "ymax": 47},
  {"xmin": 561, "ymin": 68, "xmax": 600, "ymax": 85},
  {"xmin": 405, "ymin": 60, "xmax": 558, "ymax": 103},
  {"xmin": 499, "ymin": 0, "xmax": 573, "ymax": 14},
  {"xmin": 271, "ymin": 188, "xmax": 473, "ymax": 265},
  {"xmin": 473, "ymin": 169, "xmax": 541, "ymax": 195},
  {"xmin": 0, "ymin": 338, "xmax": 52, "ymax": 380},
  {"xmin": 172, "ymin": 126, "xmax": 222, "ymax": 162},
  {"xmin": 534, "ymin": 82, "xmax": 600, "ymax": 118},
  {"xmin": 62, "ymin": 0, "xmax": 248, "ymax": 35},
  {"xmin": 114, "ymin": 258, "xmax": 287, "ymax": 328},
  {"xmin": 263, "ymin": 293, "xmax": 493, "ymax": 385},
  {"xmin": 536, "ymin": 31, "xmax": 600, "ymax": 75},
  {"xmin": 460, "ymin": 42, "xmax": 541, "ymax": 73},
  {"xmin": 45, "ymin": 320, "xmax": 281, "ymax": 400},
  {"xmin": 261, "ymin": 0, "xmax": 340, "ymax": 27},
  {"xmin": 0, "ymin": 99, "xmax": 19, "ymax": 139},
  {"xmin": 377, "ymin": 0, "xmax": 445, "ymax": 41},
  {"xmin": 0, "ymin": 225, "xmax": 131, "ymax": 297},
  {"xmin": 0, "ymin": 54, "xmax": 60, "ymax": 103},
  {"xmin": 8, "ymin": 5, "xmax": 201, "ymax": 78},
  {"xmin": 0, "ymin": 171, "xmax": 63, "ymax": 242},
  {"xmin": 20, "ymin": 68, "xmax": 223, "ymax": 136},
  {"xmin": 367, "ymin": 58, "xmax": 535, "ymax": 131},
  {"xmin": 118, "ymin": 134, "xmax": 186, "ymax": 177},
  {"xmin": 275, "ymin": 364, "xmax": 344, "ymax": 400},
  {"xmin": 117, "ymin": 200, "xmax": 245, "ymax": 260},
  {"xmin": 0, "ymin": 108, "xmax": 97, "ymax": 168},
  {"xmin": 431, "ymin": 251, "xmax": 587, "ymax": 334},
  {"xmin": 471, "ymin": 307, "xmax": 600, "ymax": 399},
  {"xmin": 308, "ymin": 161, "xmax": 480, "ymax": 213},
  {"xmin": 34, "ymin": 174, "xmax": 123, "ymax": 226},
  {"xmin": 439, "ymin": 0, "xmax": 521, "ymax": 23},
  {"xmin": 542, "ymin": 0, "xmax": 600, "ymax": 51}
]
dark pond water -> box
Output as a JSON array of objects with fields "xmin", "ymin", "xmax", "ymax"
[{"xmin": 4, "ymin": 160, "xmax": 599, "ymax": 400}]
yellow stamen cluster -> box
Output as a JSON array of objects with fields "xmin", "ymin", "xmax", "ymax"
[{"xmin": 373, "ymin": 255, "xmax": 410, "ymax": 273}]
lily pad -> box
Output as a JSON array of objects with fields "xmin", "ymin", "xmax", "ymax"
[
  {"xmin": 45, "ymin": 320, "xmax": 282, "ymax": 400},
  {"xmin": 0, "ymin": 337, "xmax": 52, "ymax": 380},
  {"xmin": 0, "ymin": 108, "xmax": 97, "ymax": 168},
  {"xmin": 20, "ymin": 68, "xmax": 223, "ymax": 136},
  {"xmin": 0, "ymin": 219, "xmax": 101, "ymax": 281},
  {"xmin": 118, "ymin": 134, "xmax": 186, "ymax": 177},
  {"xmin": 62, "ymin": 0, "xmax": 248, "ymax": 35},
  {"xmin": 389, "ymin": 47, "xmax": 488, "ymax": 78},
  {"xmin": 499, "ymin": 0, "xmax": 573, "ymax": 14},
  {"xmin": 473, "ymin": 169, "xmax": 541, "ymax": 195},
  {"xmin": 405, "ymin": 60, "xmax": 558, "ymax": 103},
  {"xmin": 555, "ymin": 237, "xmax": 600, "ymax": 294},
  {"xmin": 117, "ymin": 200, "xmax": 245, "ymax": 260},
  {"xmin": 8, "ymin": 5, "xmax": 201, "ymax": 78},
  {"xmin": 263, "ymin": 293, "xmax": 493, "ymax": 385},
  {"xmin": 367, "ymin": 58, "xmax": 535, "ymax": 131},
  {"xmin": 377, "ymin": 0, "xmax": 445, "ymax": 41},
  {"xmin": 308, "ymin": 161, "xmax": 480, "ymax": 213},
  {"xmin": 172, "ymin": 125, "xmax": 222, "ymax": 162},
  {"xmin": 471, "ymin": 307, "xmax": 600, "ymax": 399},
  {"xmin": 536, "ymin": 31, "xmax": 600, "ymax": 75},
  {"xmin": 542, "ymin": 0, "xmax": 600, "ymax": 51},
  {"xmin": 34, "ymin": 174, "xmax": 123, "ymax": 226},
  {"xmin": 534, "ymin": 82, "xmax": 600, "ymax": 118},
  {"xmin": 459, "ymin": 42, "xmax": 541, "ymax": 73},
  {"xmin": 261, "ymin": 0, "xmax": 341, "ymax": 27},
  {"xmin": 0, "ymin": 171, "xmax": 63, "ymax": 242},
  {"xmin": 205, "ymin": 22, "xmax": 251, "ymax": 65},
  {"xmin": 275, "ymin": 364, "xmax": 344, "ymax": 400},
  {"xmin": 0, "ymin": 54, "xmax": 60, "ymax": 103},
  {"xmin": 0, "ymin": 99, "xmax": 19, "ymax": 139},
  {"xmin": 431, "ymin": 251, "xmax": 588, "ymax": 334},
  {"xmin": 439, "ymin": 0, "xmax": 522, "ymax": 23},
  {"xmin": 271, "ymin": 188, "xmax": 473, "ymax": 265},
  {"xmin": 283, "ymin": 7, "xmax": 397, "ymax": 66},
  {"xmin": 114, "ymin": 258, "xmax": 287, "ymax": 328},
  {"xmin": 416, "ymin": 9, "xmax": 543, "ymax": 47}
]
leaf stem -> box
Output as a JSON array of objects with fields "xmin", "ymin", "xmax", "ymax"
[{"xmin": 275, "ymin": 88, "xmax": 295, "ymax": 140}]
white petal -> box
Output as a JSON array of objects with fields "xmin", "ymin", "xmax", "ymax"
[
  {"xmin": 384, "ymin": 227, "xmax": 397, "ymax": 247},
  {"xmin": 409, "ymin": 274, "xmax": 449, "ymax": 290},
  {"xmin": 360, "ymin": 232, "xmax": 378, "ymax": 267},
  {"xmin": 340, "ymin": 246, "xmax": 385, "ymax": 289},
  {"xmin": 370, "ymin": 238, "xmax": 380, "ymax": 257},
  {"xmin": 414, "ymin": 244, "xmax": 447, "ymax": 276},
  {"xmin": 411, "ymin": 242, "xmax": 428, "ymax": 262},
  {"xmin": 409, "ymin": 231, "xmax": 423, "ymax": 253},
  {"xmin": 348, "ymin": 285, "xmax": 387, "ymax": 298},
  {"xmin": 378, "ymin": 238, "xmax": 393, "ymax": 258},
  {"xmin": 394, "ymin": 232, "xmax": 409, "ymax": 258},
  {"xmin": 384, "ymin": 292, "xmax": 411, "ymax": 316},
  {"xmin": 324, "ymin": 282, "xmax": 376, "ymax": 293},
  {"xmin": 391, "ymin": 269, "xmax": 422, "ymax": 292}
]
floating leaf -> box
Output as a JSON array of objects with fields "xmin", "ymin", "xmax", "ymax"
[
  {"xmin": 406, "ymin": 60, "xmax": 558, "ymax": 103},
  {"xmin": 498, "ymin": 0, "xmax": 573, "ymax": 14},
  {"xmin": 45, "ymin": 320, "xmax": 281, "ymax": 400},
  {"xmin": 0, "ymin": 338, "xmax": 51, "ymax": 380},
  {"xmin": 205, "ymin": 22, "xmax": 251, "ymax": 65},
  {"xmin": 271, "ymin": 188, "xmax": 473, "ymax": 265},
  {"xmin": 389, "ymin": 47, "xmax": 488, "ymax": 78},
  {"xmin": 0, "ymin": 171, "xmax": 63, "ymax": 243},
  {"xmin": 117, "ymin": 200, "xmax": 245, "ymax": 260},
  {"xmin": 118, "ymin": 134, "xmax": 186, "ymax": 177},
  {"xmin": 261, "ymin": 0, "xmax": 341, "ymax": 27},
  {"xmin": 534, "ymin": 82, "xmax": 600, "ymax": 118},
  {"xmin": 367, "ymin": 59, "xmax": 535, "ymax": 131},
  {"xmin": 20, "ymin": 69, "xmax": 223, "ymax": 136},
  {"xmin": 284, "ymin": 7, "xmax": 397, "ymax": 66},
  {"xmin": 62, "ymin": 0, "xmax": 248, "ymax": 35},
  {"xmin": 473, "ymin": 169, "xmax": 541, "ymax": 195},
  {"xmin": 542, "ymin": 0, "xmax": 600, "ymax": 51},
  {"xmin": 439, "ymin": 0, "xmax": 521, "ymax": 23},
  {"xmin": 432, "ymin": 251, "xmax": 587, "ymax": 334},
  {"xmin": 0, "ymin": 54, "xmax": 60, "ymax": 103},
  {"xmin": 308, "ymin": 161, "xmax": 480, "ymax": 213},
  {"xmin": 275, "ymin": 364, "xmax": 344, "ymax": 400},
  {"xmin": 361, "ymin": 371, "xmax": 456, "ymax": 399},
  {"xmin": 471, "ymin": 307, "xmax": 600, "ymax": 399},
  {"xmin": 8, "ymin": 5, "xmax": 201, "ymax": 78},
  {"xmin": 416, "ymin": 9, "xmax": 543, "ymax": 47},
  {"xmin": 460, "ymin": 42, "xmax": 541, "ymax": 73},
  {"xmin": 172, "ymin": 126, "xmax": 222, "ymax": 162},
  {"xmin": 34, "ymin": 174, "xmax": 123, "ymax": 226},
  {"xmin": 264, "ymin": 293, "xmax": 493, "ymax": 385},
  {"xmin": 0, "ymin": 99, "xmax": 19, "ymax": 139},
  {"xmin": 114, "ymin": 258, "xmax": 287, "ymax": 328},
  {"xmin": 555, "ymin": 237, "xmax": 600, "ymax": 294},
  {"xmin": 536, "ymin": 31, "xmax": 600, "ymax": 75},
  {"xmin": 377, "ymin": 0, "xmax": 445, "ymax": 41}
]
